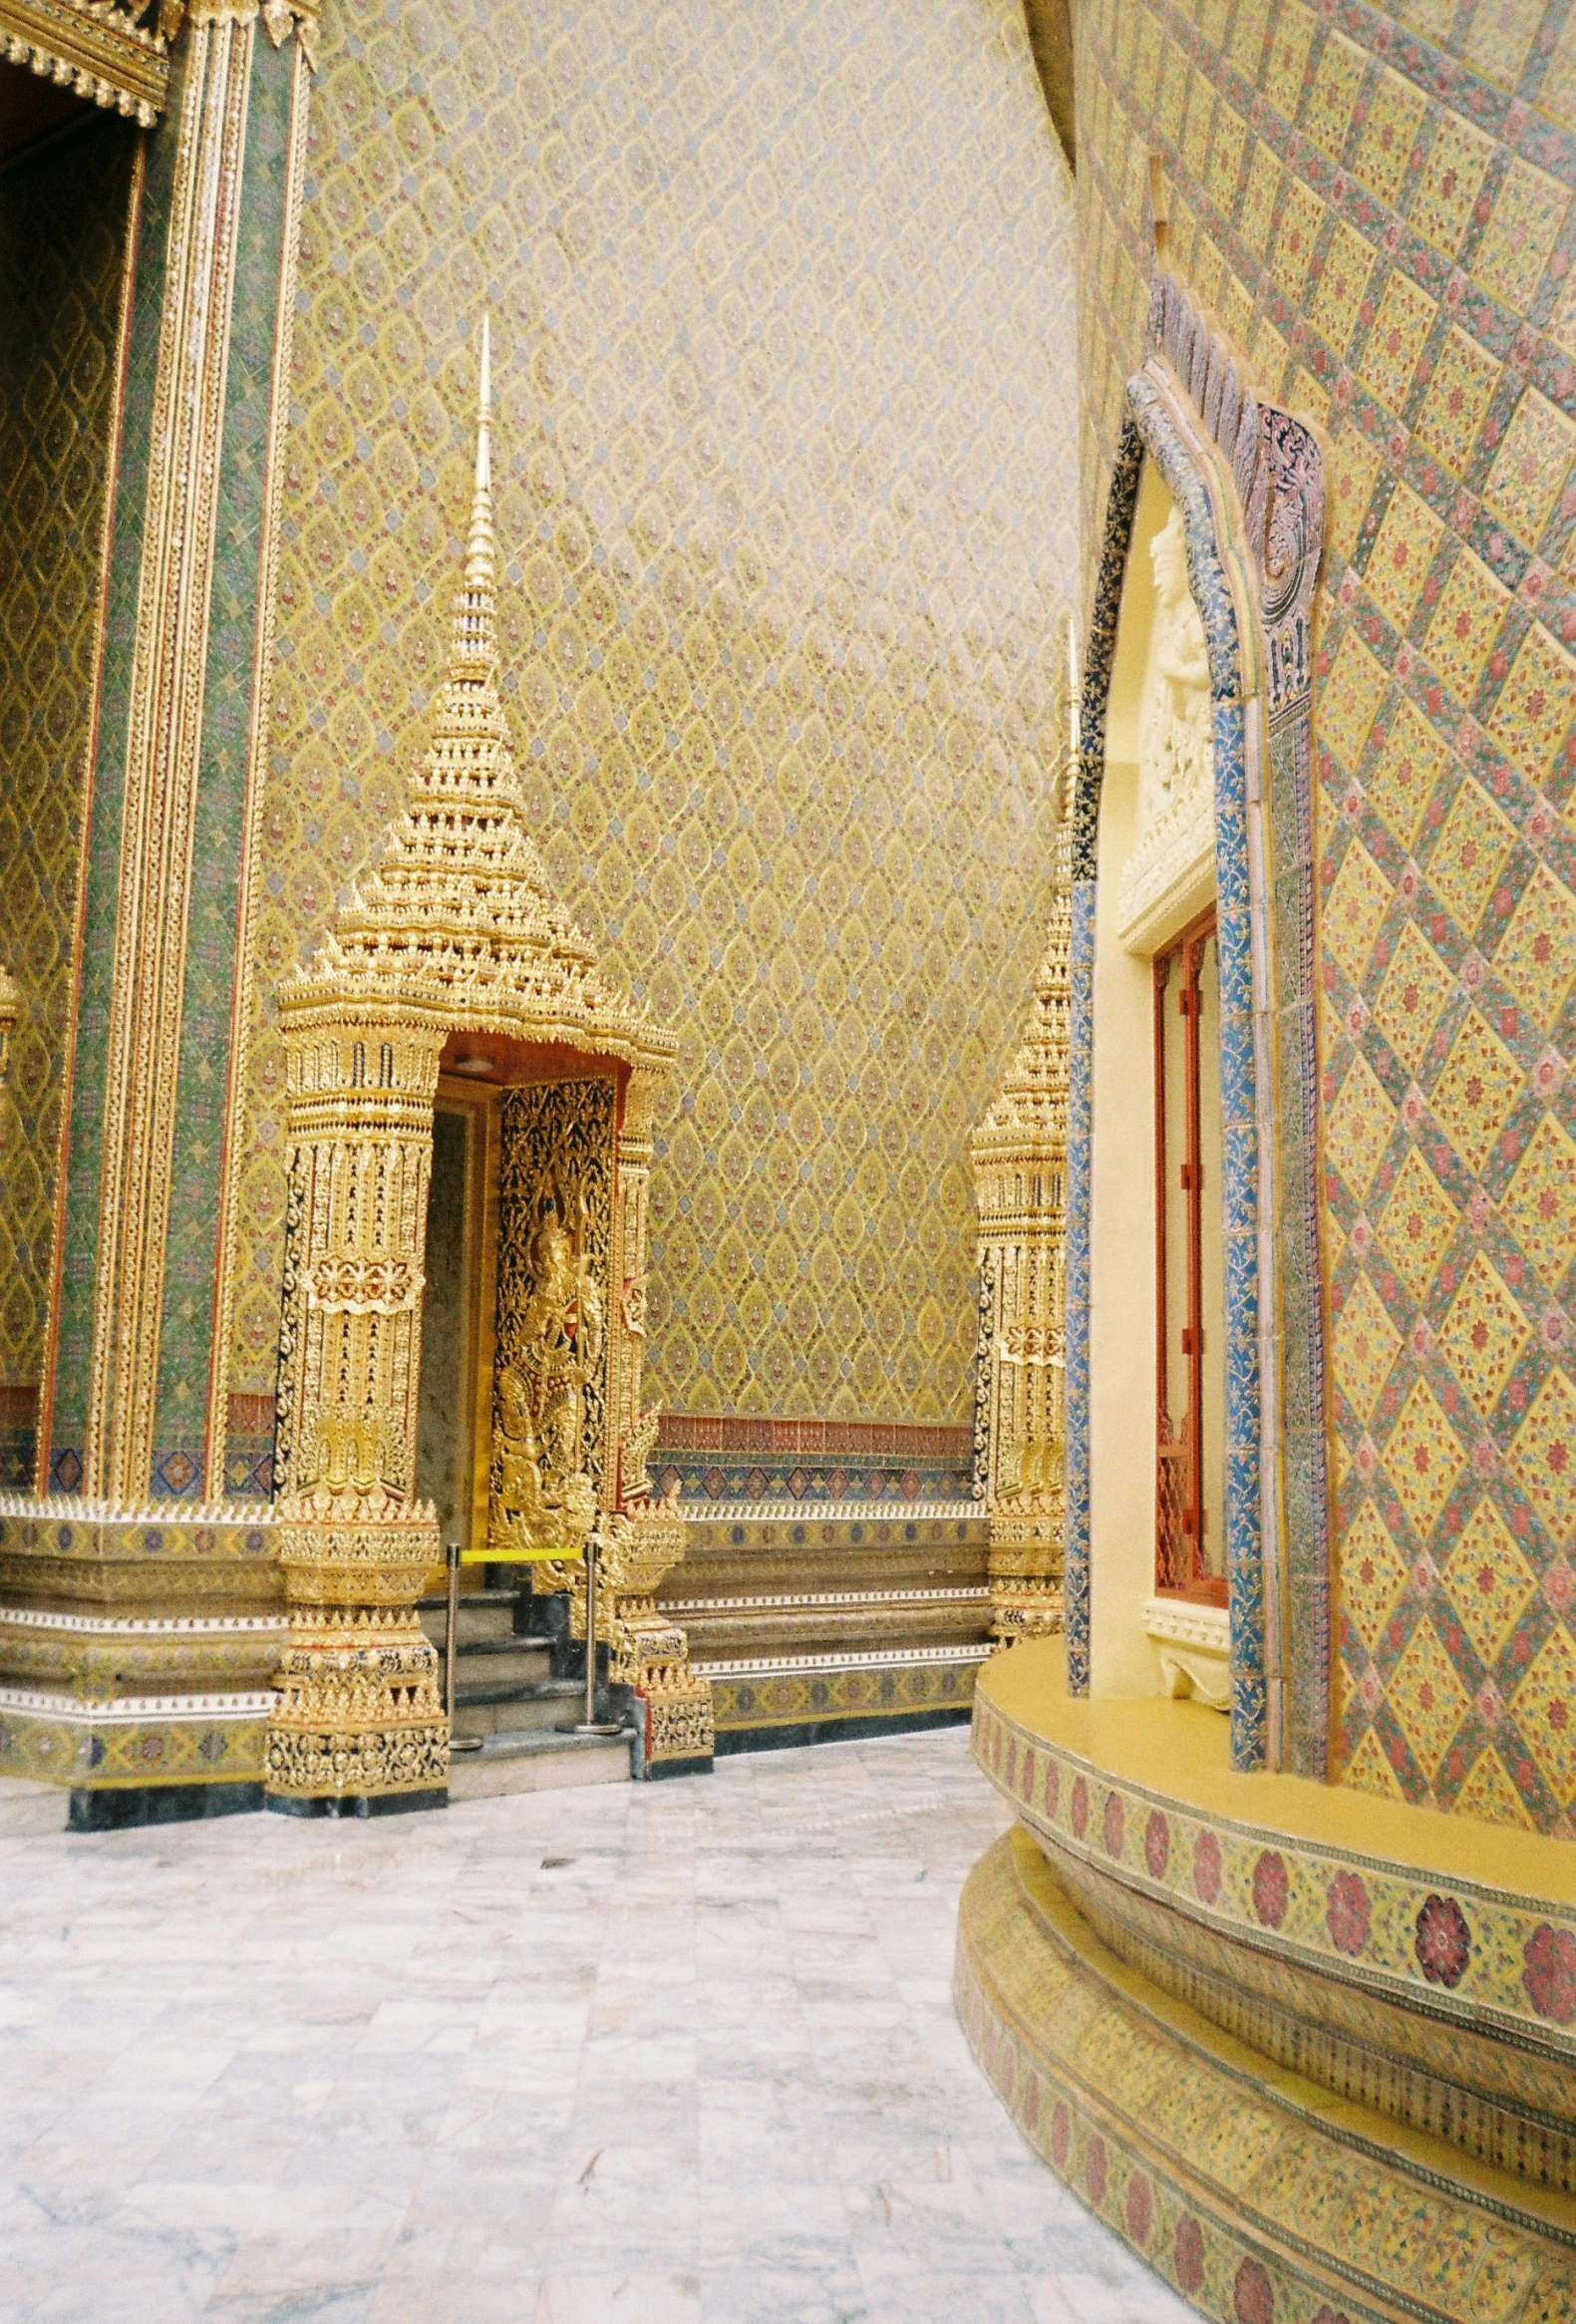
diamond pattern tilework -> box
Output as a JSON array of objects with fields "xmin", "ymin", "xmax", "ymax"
[
  {"xmin": 1487, "ymin": 622, "xmax": 1576, "ymax": 794},
  {"xmin": 1389, "ymin": 1615, "xmax": 1472, "ymax": 1781},
  {"xmin": 1509, "ymin": 1368, "xmax": 1576, "ymax": 1545},
  {"xmin": 1326, "ymin": 839, "xmax": 1393, "ymax": 986},
  {"xmin": 0, "ymin": 120, "xmax": 134, "ymax": 1460},
  {"xmin": 1500, "ymin": 1114, "xmax": 1576, "ymax": 1296},
  {"xmin": 1473, "ymin": 158, "xmax": 1571, "ymax": 316},
  {"xmin": 1307, "ymin": 218, "xmax": 1374, "ymax": 361},
  {"xmin": 1326, "ymin": 1051, "xmax": 1396, "ymax": 1201},
  {"xmin": 1331, "ymin": 1271, "xmax": 1401, "ymax": 1423},
  {"xmin": 1340, "ymin": 1497, "xmax": 1409, "ymax": 1658},
  {"xmin": 1517, "ymin": 1624, "xmax": 1576, "ymax": 1809},
  {"xmin": 1378, "ymin": 1147, "xmax": 1458, "ymax": 1306},
  {"xmin": 1438, "ymin": 1252, "xmax": 1529, "ymax": 1420},
  {"xmin": 1318, "ymin": 633, "xmax": 1389, "ymax": 773},
  {"xmin": 1382, "ymin": 1380, "xmax": 1465, "ymax": 1544},
  {"xmin": 1422, "ymin": 551, "xmax": 1510, "ymax": 714},
  {"xmin": 1364, "ymin": 486, "xmax": 1442, "ymax": 635},
  {"xmin": 1428, "ymin": 1010, "xmax": 1525, "ymax": 1177},
  {"xmin": 1494, "ymin": 866, "xmax": 1576, "ymax": 1032},
  {"xmin": 1410, "ymin": 109, "xmax": 1495, "ymax": 260},
  {"xmin": 1030, "ymin": 0, "xmax": 1576, "ymax": 1828},
  {"xmin": 1367, "ymin": 697, "xmax": 1451, "ymax": 852},
  {"xmin": 1374, "ymin": 920, "xmax": 1452, "ymax": 1080},
  {"xmin": 1353, "ymin": 68, "xmax": 1428, "ymax": 213},
  {"xmin": 1440, "ymin": 1498, "xmax": 1538, "ymax": 1672},
  {"xmin": 1424, "ymin": 783, "xmax": 1517, "ymax": 943},
  {"xmin": 230, "ymin": 0, "xmax": 1080, "ymax": 1429},
  {"xmin": 1357, "ymin": 269, "xmax": 1436, "ymax": 417},
  {"xmin": 1454, "ymin": 1745, "xmax": 1534, "ymax": 1827},
  {"xmin": 1482, "ymin": 387, "xmax": 1576, "ymax": 553},
  {"xmin": 1415, "ymin": 328, "xmax": 1501, "ymax": 480}
]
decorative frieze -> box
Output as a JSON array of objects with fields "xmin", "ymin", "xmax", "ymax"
[{"xmin": 0, "ymin": 0, "xmax": 168, "ymax": 124}]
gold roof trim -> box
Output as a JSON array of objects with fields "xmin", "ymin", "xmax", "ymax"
[
  {"xmin": 280, "ymin": 319, "xmax": 678, "ymax": 1078},
  {"xmin": 0, "ymin": 0, "xmax": 168, "ymax": 127}
]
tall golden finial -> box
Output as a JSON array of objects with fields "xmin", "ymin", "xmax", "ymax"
[{"xmin": 452, "ymin": 313, "xmax": 496, "ymax": 678}]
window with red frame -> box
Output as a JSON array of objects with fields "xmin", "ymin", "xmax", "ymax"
[{"xmin": 1153, "ymin": 906, "xmax": 1227, "ymax": 1606}]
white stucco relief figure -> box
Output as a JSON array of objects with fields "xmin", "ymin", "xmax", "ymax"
[
  {"xmin": 1141, "ymin": 508, "xmax": 1213, "ymax": 820},
  {"xmin": 1117, "ymin": 500, "xmax": 1217, "ymax": 952}
]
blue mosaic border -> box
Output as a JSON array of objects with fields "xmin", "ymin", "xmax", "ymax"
[
  {"xmin": 1065, "ymin": 384, "xmax": 1270, "ymax": 1769},
  {"xmin": 1064, "ymin": 876, "xmax": 1097, "ymax": 1696}
]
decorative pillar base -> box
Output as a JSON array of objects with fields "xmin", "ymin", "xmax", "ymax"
[
  {"xmin": 264, "ymin": 1501, "xmax": 450, "ymax": 1808},
  {"xmin": 590, "ymin": 1511, "xmax": 715, "ymax": 1777},
  {"xmin": 988, "ymin": 1519, "xmax": 1065, "ymax": 1648}
]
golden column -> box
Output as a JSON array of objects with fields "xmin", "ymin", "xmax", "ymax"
[
  {"xmin": 264, "ymin": 1013, "xmax": 450, "ymax": 1809},
  {"xmin": 968, "ymin": 643, "xmax": 1075, "ymax": 1646}
]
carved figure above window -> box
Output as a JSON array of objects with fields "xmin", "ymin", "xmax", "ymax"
[
  {"xmin": 1140, "ymin": 507, "xmax": 1213, "ymax": 825},
  {"xmin": 1117, "ymin": 496, "xmax": 1218, "ymax": 954}
]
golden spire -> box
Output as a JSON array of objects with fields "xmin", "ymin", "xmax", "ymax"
[
  {"xmin": 971, "ymin": 726, "xmax": 1074, "ymax": 1166},
  {"xmin": 453, "ymin": 312, "xmax": 496, "ymax": 678}
]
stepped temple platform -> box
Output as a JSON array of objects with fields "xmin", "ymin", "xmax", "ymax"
[
  {"xmin": 956, "ymin": 1641, "xmax": 1576, "ymax": 2324},
  {"xmin": 656, "ymin": 1505, "xmax": 991, "ymax": 1752}
]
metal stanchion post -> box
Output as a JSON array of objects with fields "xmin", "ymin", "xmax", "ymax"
[
  {"xmin": 445, "ymin": 1539, "xmax": 483, "ymax": 1754},
  {"xmin": 556, "ymin": 1525, "xmax": 623, "ymax": 1738}
]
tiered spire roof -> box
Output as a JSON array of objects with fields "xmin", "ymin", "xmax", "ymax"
[
  {"xmin": 288, "ymin": 320, "xmax": 673, "ymax": 1068},
  {"xmin": 970, "ymin": 751, "xmax": 1074, "ymax": 1168}
]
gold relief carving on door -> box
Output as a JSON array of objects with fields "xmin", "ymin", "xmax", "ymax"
[{"xmin": 488, "ymin": 1078, "xmax": 615, "ymax": 1569}]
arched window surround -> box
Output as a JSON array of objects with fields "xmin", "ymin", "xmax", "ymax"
[{"xmin": 1063, "ymin": 279, "xmax": 1329, "ymax": 1778}]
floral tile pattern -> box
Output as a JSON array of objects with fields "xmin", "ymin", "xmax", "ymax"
[
  {"xmin": 973, "ymin": 1683, "xmax": 1576, "ymax": 2061},
  {"xmin": 1074, "ymin": 0, "xmax": 1576, "ymax": 1834},
  {"xmin": 227, "ymin": 0, "xmax": 1084, "ymax": 1451}
]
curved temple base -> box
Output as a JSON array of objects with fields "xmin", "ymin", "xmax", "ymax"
[{"xmin": 956, "ymin": 1827, "xmax": 1576, "ymax": 2324}]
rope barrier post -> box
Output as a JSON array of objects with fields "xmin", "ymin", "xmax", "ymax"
[
  {"xmin": 556, "ymin": 1524, "xmax": 623, "ymax": 1738},
  {"xmin": 445, "ymin": 1539, "xmax": 483, "ymax": 1754}
]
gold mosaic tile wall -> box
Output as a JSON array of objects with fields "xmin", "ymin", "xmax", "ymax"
[
  {"xmin": 1076, "ymin": 1, "xmax": 1576, "ymax": 1832},
  {"xmin": 0, "ymin": 117, "xmax": 135, "ymax": 1485},
  {"xmin": 228, "ymin": 0, "xmax": 1079, "ymax": 1433}
]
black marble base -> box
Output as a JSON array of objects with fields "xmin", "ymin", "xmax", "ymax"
[
  {"xmin": 714, "ymin": 1706, "xmax": 973, "ymax": 1756},
  {"xmin": 637, "ymin": 1753, "xmax": 714, "ymax": 1782},
  {"xmin": 264, "ymin": 1787, "xmax": 449, "ymax": 1820},
  {"xmin": 68, "ymin": 1781, "xmax": 265, "ymax": 1832}
]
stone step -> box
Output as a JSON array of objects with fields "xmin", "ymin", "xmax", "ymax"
[
  {"xmin": 672, "ymin": 1599, "xmax": 992, "ymax": 1659},
  {"xmin": 448, "ymin": 1727, "xmax": 630, "ymax": 1802},
  {"xmin": 452, "ymin": 1676, "xmax": 582, "ymax": 1740},
  {"xmin": 447, "ymin": 1636, "xmax": 554, "ymax": 1689},
  {"xmin": 418, "ymin": 1589, "xmax": 522, "ymax": 1648}
]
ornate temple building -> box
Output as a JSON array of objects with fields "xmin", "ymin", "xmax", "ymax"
[{"xmin": 2, "ymin": 0, "xmax": 1576, "ymax": 2317}]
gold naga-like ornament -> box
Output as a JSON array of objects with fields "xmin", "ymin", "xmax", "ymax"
[
  {"xmin": 264, "ymin": 323, "xmax": 712, "ymax": 1810},
  {"xmin": 968, "ymin": 637, "xmax": 1075, "ymax": 1647}
]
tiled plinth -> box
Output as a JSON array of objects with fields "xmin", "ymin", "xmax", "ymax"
[{"xmin": 958, "ymin": 1642, "xmax": 1576, "ymax": 2324}]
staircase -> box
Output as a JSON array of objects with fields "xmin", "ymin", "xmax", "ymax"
[{"xmin": 418, "ymin": 1587, "xmax": 630, "ymax": 1799}]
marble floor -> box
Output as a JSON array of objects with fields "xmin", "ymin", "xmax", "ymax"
[{"xmin": 0, "ymin": 1732, "xmax": 1193, "ymax": 2324}]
